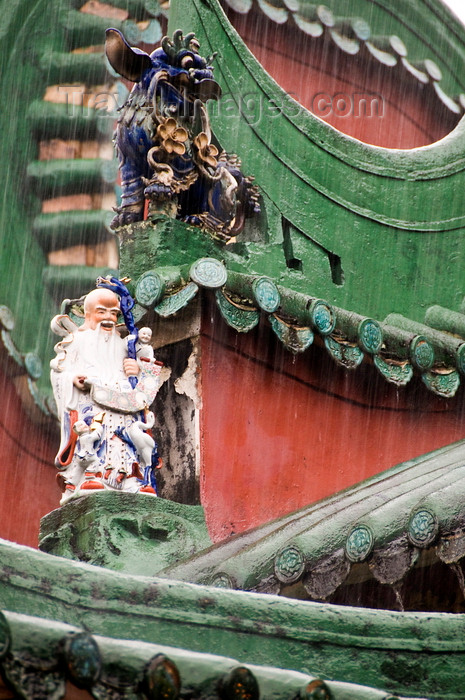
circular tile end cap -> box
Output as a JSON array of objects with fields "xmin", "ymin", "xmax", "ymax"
[
  {"xmin": 252, "ymin": 276, "xmax": 280, "ymax": 313},
  {"xmin": 219, "ymin": 666, "xmax": 259, "ymax": 700},
  {"xmin": 309, "ymin": 299, "xmax": 336, "ymax": 335},
  {"xmin": 301, "ymin": 679, "xmax": 332, "ymax": 700},
  {"xmin": 135, "ymin": 271, "xmax": 165, "ymax": 308},
  {"xmin": 210, "ymin": 572, "xmax": 235, "ymax": 589},
  {"xmin": 64, "ymin": 632, "xmax": 101, "ymax": 688},
  {"xmin": 144, "ymin": 654, "xmax": 181, "ymax": 700},
  {"xmin": 345, "ymin": 524, "xmax": 374, "ymax": 563},
  {"xmin": 358, "ymin": 318, "xmax": 382, "ymax": 354},
  {"xmin": 410, "ymin": 335, "xmax": 434, "ymax": 371},
  {"xmin": 408, "ymin": 509, "xmax": 438, "ymax": 548},
  {"xmin": 190, "ymin": 258, "xmax": 227, "ymax": 289},
  {"xmin": 274, "ymin": 544, "xmax": 305, "ymax": 583}
]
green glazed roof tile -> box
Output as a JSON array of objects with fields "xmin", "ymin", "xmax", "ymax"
[
  {"xmin": 163, "ymin": 438, "xmax": 465, "ymax": 599},
  {"xmin": 219, "ymin": 0, "xmax": 465, "ymax": 110},
  {"xmin": 0, "ymin": 537, "xmax": 461, "ymax": 698},
  {"xmin": 0, "ymin": 609, "xmax": 428, "ymax": 700},
  {"xmin": 132, "ymin": 258, "xmax": 465, "ymax": 397}
]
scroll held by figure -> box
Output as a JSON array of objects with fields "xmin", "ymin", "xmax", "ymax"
[
  {"xmin": 105, "ymin": 28, "xmax": 260, "ymax": 241},
  {"xmin": 50, "ymin": 279, "xmax": 162, "ymax": 504}
]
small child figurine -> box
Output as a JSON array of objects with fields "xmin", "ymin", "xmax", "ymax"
[{"xmin": 136, "ymin": 327, "xmax": 154, "ymax": 363}]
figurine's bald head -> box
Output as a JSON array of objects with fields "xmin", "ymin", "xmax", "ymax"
[{"xmin": 82, "ymin": 288, "xmax": 120, "ymax": 332}]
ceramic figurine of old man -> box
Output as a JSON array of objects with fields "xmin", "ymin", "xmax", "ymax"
[{"xmin": 50, "ymin": 286, "xmax": 162, "ymax": 504}]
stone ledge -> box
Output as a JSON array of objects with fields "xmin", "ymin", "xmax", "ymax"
[{"xmin": 39, "ymin": 492, "xmax": 211, "ymax": 576}]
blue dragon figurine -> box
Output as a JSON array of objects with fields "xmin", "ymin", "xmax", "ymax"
[{"xmin": 105, "ymin": 28, "xmax": 260, "ymax": 241}]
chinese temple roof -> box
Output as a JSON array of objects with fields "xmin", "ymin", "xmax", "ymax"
[
  {"xmin": 0, "ymin": 536, "xmax": 462, "ymax": 699},
  {"xmin": 220, "ymin": 0, "xmax": 465, "ymax": 117},
  {"xmin": 115, "ymin": 220, "xmax": 465, "ymax": 399},
  {"xmin": 162, "ymin": 436, "xmax": 465, "ymax": 605},
  {"xmin": 3, "ymin": 0, "xmax": 465, "ymax": 414},
  {"xmin": 2, "ymin": 3, "xmax": 465, "ymax": 698},
  {"xmin": 0, "ymin": 609, "xmax": 428, "ymax": 699}
]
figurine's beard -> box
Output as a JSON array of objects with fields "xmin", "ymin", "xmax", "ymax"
[
  {"xmin": 77, "ymin": 325, "xmax": 127, "ymax": 384},
  {"xmin": 96, "ymin": 321, "xmax": 116, "ymax": 340}
]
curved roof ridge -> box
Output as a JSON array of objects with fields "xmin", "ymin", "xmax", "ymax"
[{"xmin": 220, "ymin": 0, "xmax": 465, "ymax": 119}]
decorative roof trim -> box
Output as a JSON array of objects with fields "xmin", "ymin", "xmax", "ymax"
[
  {"xmin": 0, "ymin": 609, "xmax": 426, "ymax": 700},
  {"xmin": 133, "ymin": 258, "xmax": 465, "ymax": 398},
  {"xmin": 198, "ymin": 0, "xmax": 465, "ymax": 186},
  {"xmin": 163, "ymin": 438, "xmax": 465, "ymax": 606},
  {"xmin": 219, "ymin": 0, "xmax": 464, "ymax": 116},
  {"xmin": 0, "ymin": 306, "xmax": 55, "ymax": 419},
  {"xmin": 0, "ymin": 536, "xmax": 463, "ymax": 698}
]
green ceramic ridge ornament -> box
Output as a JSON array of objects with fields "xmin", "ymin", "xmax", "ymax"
[
  {"xmin": 408, "ymin": 509, "xmax": 438, "ymax": 548},
  {"xmin": 421, "ymin": 368, "xmax": 460, "ymax": 398},
  {"xmin": 308, "ymin": 299, "xmax": 336, "ymax": 336},
  {"xmin": 219, "ymin": 666, "xmax": 259, "ymax": 700},
  {"xmin": 215, "ymin": 290, "xmax": 260, "ymax": 333},
  {"xmin": 63, "ymin": 632, "xmax": 101, "ymax": 688},
  {"xmin": 135, "ymin": 270, "xmax": 165, "ymax": 308},
  {"xmin": 155, "ymin": 282, "xmax": 199, "ymax": 317},
  {"xmin": 143, "ymin": 654, "xmax": 181, "ymax": 700},
  {"xmin": 345, "ymin": 524, "xmax": 374, "ymax": 563},
  {"xmin": 274, "ymin": 544, "xmax": 305, "ymax": 584},
  {"xmin": 252, "ymin": 276, "xmax": 280, "ymax": 313},
  {"xmin": 324, "ymin": 336, "xmax": 364, "ymax": 369},
  {"xmin": 358, "ymin": 318, "xmax": 383, "ymax": 354},
  {"xmin": 269, "ymin": 315, "xmax": 314, "ymax": 353},
  {"xmin": 106, "ymin": 27, "xmax": 260, "ymax": 237},
  {"xmin": 410, "ymin": 335, "xmax": 435, "ymax": 371},
  {"xmin": 373, "ymin": 355, "xmax": 413, "ymax": 386},
  {"xmin": 302, "ymin": 679, "xmax": 332, "ymax": 700},
  {"xmin": 210, "ymin": 572, "xmax": 236, "ymax": 589},
  {"xmin": 190, "ymin": 257, "xmax": 227, "ymax": 288}
]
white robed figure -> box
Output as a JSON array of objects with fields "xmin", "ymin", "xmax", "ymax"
[{"xmin": 50, "ymin": 287, "xmax": 162, "ymax": 504}]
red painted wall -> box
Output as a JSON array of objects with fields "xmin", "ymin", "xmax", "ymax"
[
  {"xmin": 200, "ymin": 306, "xmax": 465, "ymax": 542},
  {"xmin": 223, "ymin": 6, "xmax": 460, "ymax": 149},
  {"xmin": 0, "ymin": 366, "xmax": 58, "ymax": 548}
]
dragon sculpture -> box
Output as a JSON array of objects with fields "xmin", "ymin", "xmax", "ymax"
[{"xmin": 105, "ymin": 28, "xmax": 260, "ymax": 241}]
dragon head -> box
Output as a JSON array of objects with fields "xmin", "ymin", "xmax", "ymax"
[{"xmin": 105, "ymin": 28, "xmax": 221, "ymax": 103}]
